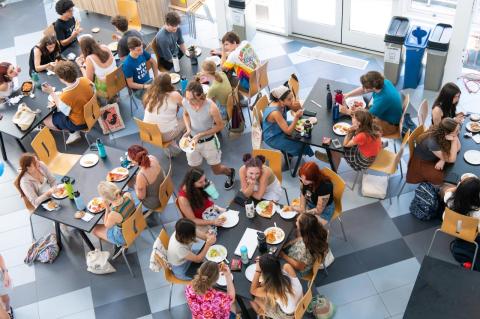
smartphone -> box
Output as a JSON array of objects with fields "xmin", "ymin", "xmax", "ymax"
[
  {"xmin": 322, "ymin": 137, "xmax": 331, "ymax": 145},
  {"xmin": 303, "ymin": 110, "xmax": 317, "ymax": 117},
  {"xmin": 332, "ymin": 139, "xmax": 342, "ymax": 149}
]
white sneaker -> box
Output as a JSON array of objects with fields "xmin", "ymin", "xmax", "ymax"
[{"xmin": 66, "ymin": 131, "xmax": 81, "ymax": 144}]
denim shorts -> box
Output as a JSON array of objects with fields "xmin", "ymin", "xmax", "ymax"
[
  {"xmin": 52, "ymin": 112, "xmax": 87, "ymax": 133},
  {"xmin": 107, "ymin": 226, "xmax": 126, "ymax": 246},
  {"xmin": 307, "ymin": 201, "xmax": 335, "ymax": 222},
  {"xmin": 171, "ymin": 261, "xmax": 192, "ymax": 280}
]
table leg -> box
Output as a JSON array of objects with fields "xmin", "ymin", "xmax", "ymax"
[
  {"xmin": 54, "ymin": 222, "xmax": 63, "ymax": 251},
  {"xmin": 16, "ymin": 138, "xmax": 26, "ymax": 152},
  {"xmin": 236, "ymin": 296, "xmax": 252, "ymax": 319},
  {"xmin": 0, "ymin": 132, "xmax": 7, "ymax": 161},
  {"xmin": 291, "ymin": 144, "xmax": 306, "ymax": 177},
  {"xmin": 79, "ymin": 231, "xmax": 95, "ymax": 251},
  {"xmin": 326, "ymin": 148, "xmax": 337, "ymax": 173}
]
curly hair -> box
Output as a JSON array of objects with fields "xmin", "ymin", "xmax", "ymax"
[
  {"xmin": 127, "ymin": 145, "xmax": 151, "ymax": 168},
  {"xmin": 297, "ymin": 213, "xmax": 329, "ymax": 262},
  {"xmin": 55, "ymin": 0, "xmax": 74, "ymax": 15},
  {"xmin": 360, "ymin": 71, "xmax": 384, "ymax": 90},
  {"xmin": 143, "ymin": 73, "xmax": 176, "ymax": 113},
  {"xmin": 353, "ymin": 109, "xmax": 381, "ymax": 139},
  {"xmin": 191, "ymin": 261, "xmax": 219, "ymax": 295},
  {"xmin": 418, "ymin": 117, "xmax": 458, "ymax": 155},
  {"xmin": 182, "ymin": 168, "xmax": 209, "ymax": 212}
]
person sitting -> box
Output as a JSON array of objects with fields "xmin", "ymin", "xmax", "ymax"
[
  {"xmin": 250, "ymin": 254, "xmax": 303, "ymax": 319},
  {"xmin": 294, "ymin": 162, "xmax": 335, "ymax": 225},
  {"xmin": 0, "ymin": 253, "xmax": 13, "ymax": 319},
  {"xmin": 127, "ymin": 145, "xmax": 165, "ymax": 210},
  {"xmin": 178, "ymin": 168, "xmax": 226, "ymax": 233},
  {"xmin": 143, "ymin": 73, "xmax": 185, "ymax": 156},
  {"xmin": 443, "ymin": 176, "xmax": 480, "ymax": 230},
  {"xmin": 262, "ymin": 85, "xmax": 314, "ymax": 157},
  {"xmin": 200, "ymin": 60, "xmax": 232, "ymax": 120},
  {"xmin": 432, "ymin": 82, "xmax": 463, "ymax": 126},
  {"xmin": 28, "ymin": 35, "xmax": 60, "ymax": 76},
  {"xmin": 239, "ymin": 153, "xmax": 283, "ymax": 202},
  {"xmin": 280, "ymin": 213, "xmax": 329, "ymax": 276},
  {"xmin": 93, "ymin": 181, "xmax": 136, "ymax": 257},
  {"xmin": 182, "ymin": 80, "xmax": 236, "ymax": 189},
  {"xmin": 212, "ymin": 31, "xmax": 260, "ymax": 91},
  {"xmin": 122, "ymin": 36, "xmax": 158, "ymax": 98},
  {"xmin": 167, "ymin": 218, "xmax": 216, "ymax": 280},
  {"xmin": 342, "ymin": 71, "xmax": 402, "ymax": 136},
  {"xmin": 406, "ymin": 117, "xmax": 461, "ymax": 186},
  {"xmin": 54, "ymin": 0, "xmax": 82, "ymax": 52},
  {"xmin": 185, "ymin": 261, "xmax": 236, "ymax": 319},
  {"xmin": 14, "ymin": 153, "xmax": 57, "ymax": 210},
  {"xmin": 0, "ymin": 62, "xmax": 20, "ymax": 102},
  {"xmin": 154, "ymin": 12, "xmax": 186, "ymax": 70},
  {"xmin": 76, "ymin": 36, "xmax": 116, "ymax": 99},
  {"xmin": 110, "ymin": 15, "xmax": 144, "ymax": 61},
  {"xmin": 41, "ymin": 60, "xmax": 93, "ymax": 144}
]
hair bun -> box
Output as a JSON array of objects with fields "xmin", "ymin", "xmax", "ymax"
[{"xmin": 242, "ymin": 153, "xmax": 252, "ymax": 163}]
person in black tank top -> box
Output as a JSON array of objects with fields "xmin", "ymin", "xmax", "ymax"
[{"xmin": 28, "ymin": 35, "xmax": 60, "ymax": 76}]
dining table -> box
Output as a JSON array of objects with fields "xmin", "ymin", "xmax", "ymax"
[
  {"xmin": 185, "ymin": 195, "xmax": 297, "ymax": 319},
  {"xmin": 33, "ymin": 145, "xmax": 138, "ymax": 251}
]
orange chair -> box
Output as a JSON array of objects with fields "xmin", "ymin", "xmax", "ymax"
[
  {"xmin": 252, "ymin": 148, "xmax": 289, "ymax": 204},
  {"xmin": 116, "ymin": 0, "xmax": 142, "ymax": 31},
  {"xmin": 144, "ymin": 164, "xmax": 176, "ymax": 220},
  {"xmin": 294, "ymin": 281, "xmax": 313, "ymax": 319},
  {"xmin": 134, "ymin": 118, "xmax": 173, "ymax": 158},
  {"xmin": 118, "ymin": 204, "xmax": 147, "ymax": 277},
  {"xmin": 321, "ymin": 167, "xmax": 346, "ymax": 241}
]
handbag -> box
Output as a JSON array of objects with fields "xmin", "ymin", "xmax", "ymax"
[
  {"xmin": 98, "ymin": 103, "xmax": 125, "ymax": 134},
  {"xmin": 361, "ymin": 173, "xmax": 388, "ymax": 199},
  {"xmin": 307, "ymin": 295, "xmax": 336, "ymax": 319},
  {"xmin": 86, "ymin": 249, "xmax": 116, "ymax": 274},
  {"xmin": 251, "ymin": 107, "xmax": 262, "ymax": 149},
  {"xmin": 12, "ymin": 103, "xmax": 39, "ymax": 131},
  {"xmin": 24, "ymin": 233, "xmax": 59, "ymax": 265}
]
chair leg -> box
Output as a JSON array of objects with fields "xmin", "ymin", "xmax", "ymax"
[
  {"xmin": 62, "ymin": 131, "xmax": 67, "ymax": 151},
  {"xmin": 84, "ymin": 131, "xmax": 91, "ymax": 147},
  {"xmin": 323, "ymin": 261, "xmax": 328, "ymax": 276},
  {"xmin": 397, "ymin": 180, "xmax": 407, "ymax": 197},
  {"xmin": 122, "ymin": 248, "xmax": 135, "ymax": 277},
  {"xmin": 148, "ymin": 227, "xmax": 156, "ymax": 241},
  {"xmin": 338, "ymin": 216, "xmax": 347, "ymax": 241},
  {"xmin": 168, "ymin": 283, "xmax": 173, "ymax": 310},
  {"xmin": 351, "ymin": 171, "xmax": 361, "ymax": 191},
  {"xmin": 472, "ymin": 242, "xmax": 479, "ymax": 271},
  {"xmin": 282, "ymin": 186, "xmax": 290, "ymax": 205},
  {"xmin": 426, "ymin": 229, "xmax": 440, "ymax": 257},
  {"xmin": 29, "ymin": 214, "xmax": 36, "ymax": 241},
  {"xmin": 99, "ymin": 238, "xmax": 103, "ymax": 251}
]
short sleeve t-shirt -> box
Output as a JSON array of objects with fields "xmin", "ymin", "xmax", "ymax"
[
  {"xmin": 353, "ymin": 132, "xmax": 381, "ymax": 158},
  {"xmin": 118, "ymin": 29, "xmax": 144, "ymax": 59},
  {"xmin": 122, "ymin": 50, "xmax": 152, "ymax": 84},
  {"xmin": 167, "ymin": 231, "xmax": 193, "ymax": 266},
  {"xmin": 369, "ymin": 79, "xmax": 403, "ymax": 125},
  {"xmin": 414, "ymin": 136, "xmax": 441, "ymax": 161},
  {"xmin": 155, "ymin": 27, "xmax": 185, "ymax": 61},
  {"xmin": 223, "ymin": 41, "xmax": 259, "ymax": 90},
  {"xmin": 54, "ymin": 18, "xmax": 76, "ymax": 51},
  {"xmin": 302, "ymin": 181, "xmax": 334, "ymax": 209},
  {"xmin": 207, "ymin": 72, "xmax": 232, "ymax": 106}
]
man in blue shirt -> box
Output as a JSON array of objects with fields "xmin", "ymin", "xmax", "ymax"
[
  {"xmin": 341, "ymin": 71, "xmax": 403, "ymax": 136},
  {"xmin": 122, "ymin": 36, "xmax": 158, "ymax": 98}
]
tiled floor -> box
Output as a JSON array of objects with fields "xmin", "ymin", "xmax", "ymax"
[{"xmin": 1, "ymin": 0, "xmax": 477, "ymax": 318}]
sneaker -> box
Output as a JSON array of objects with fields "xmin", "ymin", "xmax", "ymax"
[
  {"xmin": 315, "ymin": 150, "xmax": 329, "ymax": 163},
  {"xmin": 66, "ymin": 131, "xmax": 81, "ymax": 144},
  {"xmin": 224, "ymin": 168, "xmax": 235, "ymax": 190},
  {"xmin": 112, "ymin": 245, "xmax": 123, "ymax": 260}
]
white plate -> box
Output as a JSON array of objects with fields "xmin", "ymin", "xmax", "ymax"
[
  {"xmin": 245, "ymin": 264, "xmax": 256, "ymax": 282},
  {"xmin": 205, "ymin": 55, "xmax": 221, "ymax": 66},
  {"xmin": 87, "ymin": 197, "xmax": 107, "ymax": 214},
  {"xmin": 80, "ymin": 153, "xmax": 99, "ymax": 168},
  {"xmin": 107, "ymin": 42, "xmax": 118, "ymax": 52},
  {"xmin": 107, "ymin": 167, "xmax": 129, "ymax": 182},
  {"xmin": 255, "ymin": 201, "xmax": 276, "ymax": 218},
  {"xmin": 185, "ymin": 47, "xmax": 202, "ymax": 57},
  {"xmin": 42, "ymin": 200, "xmax": 60, "ymax": 211},
  {"xmin": 345, "ymin": 96, "xmax": 366, "ymax": 109},
  {"xmin": 206, "ymin": 244, "xmax": 227, "ymax": 263},
  {"xmin": 464, "ymin": 150, "xmax": 480, "ymax": 165},
  {"xmin": 91, "ymin": 27, "xmax": 100, "ymax": 33},
  {"xmin": 170, "ymin": 73, "xmax": 180, "ymax": 84},
  {"xmin": 279, "ymin": 208, "xmax": 297, "ymax": 220},
  {"xmin": 51, "ymin": 184, "xmax": 68, "ymax": 199},
  {"xmin": 333, "ymin": 122, "xmax": 351, "ymax": 136},
  {"xmin": 471, "ymin": 114, "xmax": 480, "ymax": 121},
  {"xmin": 466, "ymin": 121, "xmax": 480, "ymax": 133},
  {"xmin": 179, "ymin": 137, "xmax": 195, "ymax": 154},
  {"xmin": 461, "ymin": 173, "xmax": 477, "ymax": 181},
  {"xmin": 264, "ymin": 227, "xmax": 285, "ymax": 245},
  {"xmin": 216, "ymin": 272, "xmax": 233, "ymax": 286},
  {"xmin": 219, "ymin": 210, "xmax": 239, "ymax": 228}
]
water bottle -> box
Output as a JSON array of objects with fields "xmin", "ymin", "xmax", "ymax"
[
  {"xmin": 31, "ymin": 71, "xmax": 40, "ymax": 89},
  {"xmin": 326, "ymin": 84, "xmax": 332, "ymax": 110},
  {"xmin": 257, "ymin": 232, "xmax": 268, "ymax": 254},
  {"xmin": 74, "ymin": 191, "xmax": 86, "ymax": 210},
  {"xmin": 188, "ymin": 46, "xmax": 198, "ymax": 65},
  {"xmin": 180, "ymin": 76, "xmax": 188, "ymax": 94},
  {"xmin": 172, "ymin": 54, "xmax": 180, "ymax": 73},
  {"xmin": 332, "ymin": 103, "xmax": 340, "ymax": 123},
  {"xmin": 240, "ymin": 246, "xmax": 249, "ymax": 264},
  {"xmin": 96, "ymin": 138, "xmax": 107, "ymax": 159},
  {"xmin": 61, "ymin": 176, "xmax": 75, "ymax": 200}
]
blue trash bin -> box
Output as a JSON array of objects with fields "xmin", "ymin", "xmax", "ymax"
[{"xmin": 404, "ymin": 26, "xmax": 431, "ymax": 89}]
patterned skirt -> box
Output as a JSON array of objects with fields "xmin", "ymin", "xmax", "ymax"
[{"xmin": 343, "ymin": 145, "xmax": 376, "ymax": 171}]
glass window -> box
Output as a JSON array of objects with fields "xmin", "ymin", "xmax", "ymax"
[{"xmin": 349, "ymin": 0, "xmax": 392, "ymax": 36}]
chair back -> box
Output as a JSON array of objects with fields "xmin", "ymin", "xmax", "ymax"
[
  {"xmin": 408, "ymin": 125, "xmax": 425, "ymax": 157},
  {"xmin": 157, "ymin": 229, "xmax": 191, "ymax": 284},
  {"xmin": 302, "ymin": 257, "xmax": 322, "ymax": 282},
  {"xmin": 294, "ymin": 283, "xmax": 313, "ymax": 319},
  {"xmin": 252, "ymin": 149, "xmax": 283, "ymax": 183},
  {"xmin": 156, "ymin": 164, "xmax": 175, "ymax": 213},
  {"xmin": 31, "ymin": 127, "xmax": 59, "ymax": 167},
  {"xmin": 116, "ymin": 0, "xmax": 142, "ymax": 31},
  {"xmin": 254, "ymin": 95, "xmax": 269, "ymax": 119},
  {"xmin": 43, "ymin": 23, "xmax": 55, "ymax": 36},
  {"xmin": 442, "ymin": 207, "xmax": 479, "ymax": 243},
  {"xmin": 121, "ymin": 203, "xmax": 147, "ymax": 248},
  {"xmin": 226, "ymin": 85, "xmax": 240, "ymax": 121},
  {"xmin": 134, "ymin": 118, "xmax": 166, "ymax": 148},
  {"xmin": 248, "ymin": 61, "xmax": 269, "ymax": 97},
  {"xmin": 418, "ymin": 99, "xmax": 429, "ymax": 127},
  {"xmin": 393, "ymin": 130, "xmax": 410, "ymax": 168},
  {"xmin": 288, "ymin": 74, "xmax": 300, "ymax": 101},
  {"xmin": 175, "ymin": 197, "xmax": 186, "ymax": 218},
  {"xmin": 148, "ymin": 37, "xmax": 168, "ymax": 72},
  {"xmin": 320, "ymin": 167, "xmax": 345, "ymax": 221},
  {"xmin": 398, "ymin": 94, "xmax": 410, "ymax": 135},
  {"xmin": 83, "ymin": 93, "xmax": 100, "ymax": 131},
  {"xmin": 159, "ymin": 228, "xmax": 170, "ymax": 250},
  {"xmin": 105, "ymin": 66, "xmax": 126, "ymax": 99}
]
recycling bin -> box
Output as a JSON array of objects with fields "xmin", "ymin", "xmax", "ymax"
[
  {"xmin": 424, "ymin": 23, "xmax": 452, "ymax": 91},
  {"xmin": 404, "ymin": 25, "xmax": 431, "ymax": 89},
  {"xmin": 384, "ymin": 16, "xmax": 410, "ymax": 85}
]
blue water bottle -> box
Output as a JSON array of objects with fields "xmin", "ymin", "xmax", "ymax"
[
  {"xmin": 240, "ymin": 246, "xmax": 249, "ymax": 264},
  {"xmin": 96, "ymin": 138, "xmax": 107, "ymax": 159},
  {"xmin": 180, "ymin": 76, "xmax": 187, "ymax": 95},
  {"xmin": 332, "ymin": 103, "xmax": 340, "ymax": 123},
  {"xmin": 31, "ymin": 71, "xmax": 40, "ymax": 89},
  {"xmin": 74, "ymin": 191, "xmax": 86, "ymax": 210}
]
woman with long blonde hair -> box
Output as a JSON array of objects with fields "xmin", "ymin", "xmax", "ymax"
[{"xmin": 201, "ymin": 60, "xmax": 231, "ymax": 120}]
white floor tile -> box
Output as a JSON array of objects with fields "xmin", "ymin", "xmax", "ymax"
[
  {"xmin": 141, "ymin": 265, "xmax": 169, "ymax": 291},
  {"xmin": 334, "ymin": 295, "xmax": 390, "ymax": 319},
  {"xmin": 379, "ymin": 283, "xmax": 414, "ymax": 317},
  {"xmin": 381, "ymin": 191, "xmax": 415, "ymax": 218},
  {"xmin": 9, "ymin": 263, "xmax": 35, "ymax": 287},
  {"xmin": 0, "ymin": 47, "xmax": 17, "ymax": 66},
  {"xmin": 0, "ymin": 209, "xmax": 31, "ymax": 233},
  {"xmin": 59, "ymin": 308, "xmax": 96, "ymax": 319},
  {"xmin": 13, "ymin": 302, "xmax": 39, "ymax": 319},
  {"xmin": 38, "ymin": 287, "xmax": 93, "ymax": 319},
  {"xmin": 147, "ymin": 283, "xmax": 186, "ymax": 313},
  {"xmin": 0, "ymin": 226, "xmax": 32, "ymax": 251},
  {"xmin": 14, "ymin": 31, "xmax": 44, "ymax": 56},
  {"xmin": 368, "ymin": 258, "xmax": 420, "ymax": 293},
  {"xmin": 255, "ymin": 45, "xmax": 287, "ymax": 61},
  {"xmin": 2, "ymin": 243, "xmax": 32, "ymax": 267},
  {"xmin": 317, "ymin": 273, "xmax": 377, "ymax": 306}
]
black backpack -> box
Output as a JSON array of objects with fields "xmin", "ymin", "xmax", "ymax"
[{"xmin": 409, "ymin": 182, "xmax": 441, "ymax": 220}]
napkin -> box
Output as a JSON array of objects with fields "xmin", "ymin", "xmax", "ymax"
[
  {"xmin": 473, "ymin": 134, "xmax": 480, "ymax": 144},
  {"xmin": 81, "ymin": 212, "xmax": 94, "ymax": 222},
  {"xmin": 234, "ymin": 228, "xmax": 259, "ymax": 259}
]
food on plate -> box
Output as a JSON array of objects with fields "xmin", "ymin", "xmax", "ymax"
[
  {"xmin": 83, "ymin": 160, "xmax": 94, "ymax": 165},
  {"xmin": 180, "ymin": 137, "xmax": 191, "ymax": 149},
  {"xmin": 208, "ymin": 247, "xmax": 220, "ymax": 258},
  {"xmin": 21, "ymin": 81, "xmax": 33, "ymax": 93},
  {"xmin": 47, "ymin": 201, "xmax": 58, "ymax": 210},
  {"xmin": 265, "ymin": 228, "xmax": 281, "ymax": 244},
  {"xmin": 88, "ymin": 197, "xmax": 106, "ymax": 213},
  {"xmin": 352, "ymin": 101, "xmax": 364, "ymax": 108},
  {"xmin": 282, "ymin": 205, "xmax": 293, "ymax": 212},
  {"xmin": 53, "ymin": 185, "xmax": 67, "ymax": 198},
  {"xmin": 258, "ymin": 201, "xmax": 274, "ymax": 217},
  {"xmin": 74, "ymin": 211, "xmax": 85, "ymax": 219},
  {"xmin": 469, "ymin": 122, "xmax": 480, "ymax": 131},
  {"xmin": 107, "ymin": 167, "xmax": 128, "ymax": 181},
  {"xmin": 292, "ymin": 198, "xmax": 300, "ymax": 206},
  {"xmin": 333, "ymin": 123, "xmax": 351, "ymax": 134}
]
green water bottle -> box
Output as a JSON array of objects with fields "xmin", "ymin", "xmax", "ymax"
[{"xmin": 31, "ymin": 71, "xmax": 40, "ymax": 89}]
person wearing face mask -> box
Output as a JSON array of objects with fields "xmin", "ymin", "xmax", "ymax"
[
  {"xmin": 432, "ymin": 82, "xmax": 463, "ymax": 126},
  {"xmin": 28, "ymin": 35, "xmax": 61, "ymax": 76},
  {"xmin": 262, "ymin": 85, "xmax": 314, "ymax": 157},
  {"xmin": 341, "ymin": 71, "xmax": 402, "ymax": 136},
  {"xmin": 406, "ymin": 117, "xmax": 462, "ymax": 186},
  {"xmin": 0, "ymin": 62, "xmax": 21, "ymax": 101},
  {"xmin": 239, "ymin": 153, "xmax": 283, "ymax": 202},
  {"xmin": 154, "ymin": 12, "xmax": 186, "ymax": 71}
]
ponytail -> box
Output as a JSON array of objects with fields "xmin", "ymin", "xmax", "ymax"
[
  {"xmin": 127, "ymin": 145, "xmax": 151, "ymax": 168},
  {"xmin": 191, "ymin": 261, "xmax": 219, "ymax": 295}
]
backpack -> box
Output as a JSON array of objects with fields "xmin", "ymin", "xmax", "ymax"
[
  {"xmin": 402, "ymin": 113, "xmax": 417, "ymax": 138},
  {"xmin": 409, "ymin": 182, "xmax": 440, "ymax": 220},
  {"xmin": 24, "ymin": 233, "xmax": 59, "ymax": 265},
  {"xmin": 450, "ymin": 239, "xmax": 480, "ymax": 271},
  {"xmin": 229, "ymin": 89, "xmax": 245, "ymax": 134},
  {"xmin": 307, "ymin": 295, "xmax": 335, "ymax": 319}
]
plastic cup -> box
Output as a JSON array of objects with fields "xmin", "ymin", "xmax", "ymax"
[{"xmin": 204, "ymin": 182, "xmax": 219, "ymax": 200}]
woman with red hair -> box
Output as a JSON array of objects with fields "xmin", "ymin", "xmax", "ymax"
[
  {"xmin": 0, "ymin": 62, "xmax": 21, "ymax": 101},
  {"xmin": 127, "ymin": 145, "xmax": 164, "ymax": 209},
  {"xmin": 295, "ymin": 162, "xmax": 334, "ymax": 225}
]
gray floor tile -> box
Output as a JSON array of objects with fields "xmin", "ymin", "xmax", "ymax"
[
  {"xmin": 317, "ymin": 273, "xmax": 377, "ymax": 306},
  {"xmin": 367, "ymin": 258, "xmax": 420, "ymax": 293},
  {"xmin": 381, "ymin": 191, "xmax": 415, "ymax": 218},
  {"xmin": 94, "ymin": 293, "xmax": 151, "ymax": 319},
  {"xmin": 35, "ymin": 267, "xmax": 91, "ymax": 301},
  {"xmin": 152, "ymin": 303, "xmax": 191, "ymax": 319},
  {"xmin": 314, "ymin": 253, "xmax": 366, "ymax": 286},
  {"xmin": 147, "ymin": 283, "xmax": 187, "ymax": 313},
  {"xmin": 10, "ymin": 282, "xmax": 38, "ymax": 309},
  {"xmin": 38, "ymin": 287, "xmax": 93, "ymax": 319},
  {"xmin": 403, "ymin": 227, "xmax": 457, "ymax": 264},
  {"xmin": 334, "ymin": 295, "xmax": 390, "ymax": 319},
  {"xmin": 380, "ymin": 283, "xmax": 415, "ymax": 317},
  {"xmin": 59, "ymin": 308, "xmax": 96, "ymax": 319},
  {"xmin": 392, "ymin": 213, "xmax": 441, "ymax": 237},
  {"xmin": 267, "ymin": 54, "xmax": 294, "ymax": 71},
  {"xmin": 354, "ymin": 238, "xmax": 414, "ymax": 272}
]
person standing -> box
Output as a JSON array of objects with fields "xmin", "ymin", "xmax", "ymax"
[
  {"xmin": 54, "ymin": 0, "xmax": 82, "ymax": 52},
  {"xmin": 110, "ymin": 15, "xmax": 144, "ymax": 61},
  {"xmin": 154, "ymin": 12, "xmax": 187, "ymax": 70}
]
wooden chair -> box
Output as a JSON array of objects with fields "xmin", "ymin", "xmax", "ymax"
[
  {"xmin": 288, "ymin": 74, "xmax": 300, "ymax": 101},
  {"xmin": 397, "ymin": 125, "xmax": 425, "ymax": 196},
  {"xmin": 31, "ymin": 127, "xmax": 81, "ymax": 176},
  {"xmin": 239, "ymin": 61, "xmax": 270, "ymax": 124},
  {"xmin": 119, "ymin": 204, "xmax": 147, "ymax": 277},
  {"xmin": 383, "ymin": 93, "xmax": 410, "ymax": 154},
  {"xmin": 158, "ymin": 229, "xmax": 192, "ymax": 309},
  {"xmin": 427, "ymin": 207, "xmax": 479, "ymax": 270},
  {"xmin": 43, "ymin": 23, "xmax": 55, "ymax": 37},
  {"xmin": 146, "ymin": 37, "xmax": 168, "ymax": 72},
  {"xmin": 134, "ymin": 118, "xmax": 172, "ymax": 157},
  {"xmin": 126, "ymin": 60, "xmax": 153, "ymax": 115},
  {"xmin": 252, "ymin": 149, "xmax": 290, "ymax": 204},
  {"xmin": 301, "ymin": 256, "xmax": 327, "ymax": 285},
  {"xmin": 144, "ymin": 163, "xmax": 176, "ymax": 221},
  {"xmin": 70, "ymin": 92, "xmax": 101, "ymax": 148},
  {"xmin": 294, "ymin": 281, "xmax": 313, "ymax": 319},
  {"xmin": 116, "ymin": 0, "xmax": 142, "ymax": 31},
  {"xmin": 105, "ymin": 66, "xmax": 127, "ymax": 100},
  {"xmin": 320, "ymin": 167, "xmax": 347, "ymax": 241},
  {"xmin": 417, "ymin": 99, "xmax": 429, "ymax": 127},
  {"xmin": 175, "ymin": 197, "xmax": 185, "ymax": 218}
]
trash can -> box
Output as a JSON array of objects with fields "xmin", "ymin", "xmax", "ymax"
[
  {"xmin": 228, "ymin": 0, "xmax": 256, "ymax": 41},
  {"xmin": 384, "ymin": 16, "xmax": 410, "ymax": 85},
  {"xmin": 424, "ymin": 23, "xmax": 453, "ymax": 91},
  {"xmin": 403, "ymin": 25, "xmax": 431, "ymax": 89}
]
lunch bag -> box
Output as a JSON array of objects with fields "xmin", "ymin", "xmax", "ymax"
[
  {"xmin": 24, "ymin": 233, "xmax": 59, "ymax": 265},
  {"xmin": 86, "ymin": 249, "xmax": 116, "ymax": 274},
  {"xmin": 12, "ymin": 103, "xmax": 39, "ymax": 131},
  {"xmin": 229, "ymin": 90, "xmax": 245, "ymax": 134},
  {"xmin": 307, "ymin": 295, "xmax": 336, "ymax": 319},
  {"xmin": 409, "ymin": 182, "xmax": 440, "ymax": 221}
]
